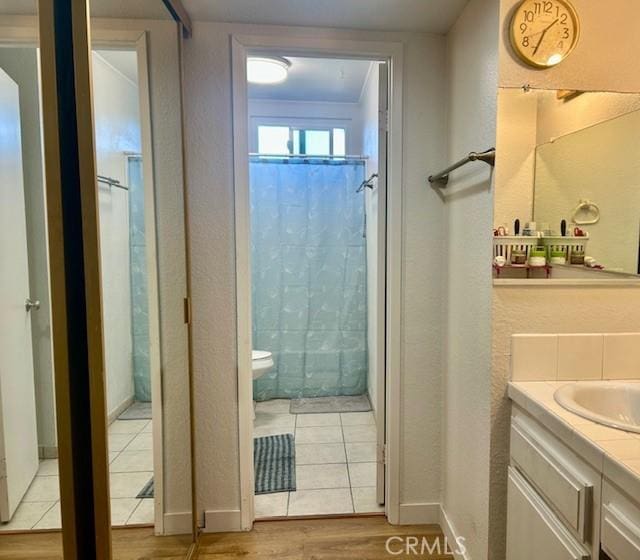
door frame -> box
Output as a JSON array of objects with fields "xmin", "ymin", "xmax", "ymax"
[
  {"xmin": 231, "ymin": 34, "xmax": 404, "ymax": 529},
  {"xmin": 0, "ymin": 22, "xmax": 165, "ymax": 534}
]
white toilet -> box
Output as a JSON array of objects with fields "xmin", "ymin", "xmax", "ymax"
[
  {"xmin": 252, "ymin": 350, "xmax": 274, "ymax": 419},
  {"xmin": 252, "ymin": 350, "xmax": 274, "ymax": 380}
]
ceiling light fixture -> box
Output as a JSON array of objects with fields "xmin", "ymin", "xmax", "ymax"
[{"xmin": 247, "ymin": 56, "xmax": 291, "ymax": 85}]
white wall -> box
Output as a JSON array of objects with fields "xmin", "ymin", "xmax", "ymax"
[
  {"xmin": 182, "ymin": 21, "xmax": 447, "ymax": 527},
  {"xmin": 92, "ymin": 51, "xmax": 139, "ymax": 418},
  {"xmin": 0, "ymin": 48, "xmax": 56, "ymax": 456},
  {"xmin": 442, "ymin": 1, "xmax": 499, "ymax": 559},
  {"xmin": 358, "ymin": 63, "xmax": 380, "ymax": 414}
]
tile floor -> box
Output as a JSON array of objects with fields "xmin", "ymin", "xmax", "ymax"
[
  {"xmin": 253, "ymin": 399, "xmax": 384, "ymax": 518},
  {"xmin": 0, "ymin": 418, "xmax": 154, "ymax": 532}
]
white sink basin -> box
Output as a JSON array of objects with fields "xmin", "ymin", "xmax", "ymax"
[{"xmin": 554, "ymin": 382, "xmax": 640, "ymax": 433}]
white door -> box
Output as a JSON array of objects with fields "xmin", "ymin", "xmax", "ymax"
[
  {"xmin": 0, "ymin": 68, "xmax": 40, "ymax": 523},
  {"xmin": 376, "ymin": 62, "xmax": 388, "ymax": 505}
]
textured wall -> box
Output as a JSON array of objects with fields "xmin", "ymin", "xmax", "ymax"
[
  {"xmin": 182, "ymin": 21, "xmax": 447, "ymax": 523},
  {"xmin": 442, "ymin": 0, "xmax": 499, "ymax": 558},
  {"xmin": 92, "ymin": 51, "xmax": 139, "ymax": 418}
]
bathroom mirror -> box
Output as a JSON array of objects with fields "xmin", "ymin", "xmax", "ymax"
[{"xmin": 496, "ymin": 88, "xmax": 640, "ymax": 279}]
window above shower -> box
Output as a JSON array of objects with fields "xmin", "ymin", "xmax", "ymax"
[{"xmin": 255, "ymin": 121, "xmax": 347, "ymax": 156}]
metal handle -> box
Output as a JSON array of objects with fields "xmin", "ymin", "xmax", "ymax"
[
  {"xmin": 428, "ymin": 147, "xmax": 496, "ymax": 186},
  {"xmin": 25, "ymin": 298, "xmax": 40, "ymax": 312}
]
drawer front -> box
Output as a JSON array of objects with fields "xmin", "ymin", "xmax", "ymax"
[
  {"xmin": 507, "ymin": 467, "xmax": 590, "ymax": 560},
  {"xmin": 511, "ymin": 416, "xmax": 593, "ymax": 540},
  {"xmin": 602, "ymin": 482, "xmax": 640, "ymax": 560}
]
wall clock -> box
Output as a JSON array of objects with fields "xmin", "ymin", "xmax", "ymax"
[{"xmin": 510, "ymin": 0, "xmax": 580, "ymax": 68}]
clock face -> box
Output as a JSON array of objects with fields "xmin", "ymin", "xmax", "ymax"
[{"xmin": 510, "ymin": 0, "xmax": 580, "ymax": 68}]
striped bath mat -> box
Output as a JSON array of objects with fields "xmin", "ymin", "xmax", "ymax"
[{"xmin": 254, "ymin": 434, "xmax": 296, "ymax": 495}]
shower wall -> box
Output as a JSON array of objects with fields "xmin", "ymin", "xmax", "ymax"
[
  {"xmin": 128, "ymin": 156, "xmax": 151, "ymax": 402},
  {"xmin": 251, "ymin": 160, "xmax": 368, "ymax": 401}
]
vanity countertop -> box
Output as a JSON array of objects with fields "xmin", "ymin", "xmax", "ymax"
[{"xmin": 508, "ymin": 381, "xmax": 640, "ymax": 498}]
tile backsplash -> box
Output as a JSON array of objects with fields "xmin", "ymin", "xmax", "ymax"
[{"xmin": 510, "ymin": 333, "xmax": 640, "ymax": 382}]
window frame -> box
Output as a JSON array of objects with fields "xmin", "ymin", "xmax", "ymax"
[{"xmin": 250, "ymin": 116, "xmax": 352, "ymax": 156}]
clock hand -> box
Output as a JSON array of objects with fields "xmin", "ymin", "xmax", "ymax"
[{"xmin": 533, "ymin": 18, "xmax": 559, "ymax": 55}]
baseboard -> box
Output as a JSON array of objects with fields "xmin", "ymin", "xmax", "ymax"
[
  {"xmin": 203, "ymin": 509, "xmax": 243, "ymax": 533},
  {"xmin": 162, "ymin": 511, "xmax": 193, "ymax": 536},
  {"xmin": 397, "ymin": 502, "xmax": 441, "ymax": 525},
  {"xmin": 39, "ymin": 445, "xmax": 58, "ymax": 459},
  {"xmin": 439, "ymin": 506, "xmax": 472, "ymax": 560},
  {"xmin": 108, "ymin": 395, "xmax": 135, "ymax": 425}
]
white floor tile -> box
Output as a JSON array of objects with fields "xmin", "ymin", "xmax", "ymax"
[
  {"xmin": 254, "ymin": 426, "xmax": 295, "ymax": 438},
  {"xmin": 109, "ymin": 420, "xmax": 148, "ymax": 435},
  {"xmin": 0, "ymin": 502, "xmax": 55, "ymax": 531},
  {"xmin": 110, "ymin": 450, "xmax": 154, "ymax": 473},
  {"xmin": 109, "ymin": 433, "xmax": 136, "ymax": 453},
  {"xmin": 340, "ymin": 412, "xmax": 375, "ymax": 426},
  {"xmin": 254, "ymin": 492, "xmax": 289, "ymax": 518},
  {"xmin": 287, "ymin": 488, "xmax": 353, "ymax": 516},
  {"xmin": 124, "ymin": 432, "xmax": 153, "ymax": 452},
  {"xmin": 110, "ymin": 472, "xmax": 154, "ymax": 499},
  {"xmin": 296, "ymin": 443, "xmax": 346, "ymax": 465},
  {"xmin": 352, "ymin": 487, "xmax": 384, "ymax": 513},
  {"xmin": 255, "ymin": 399, "xmax": 291, "ymax": 414},
  {"xmin": 345, "ymin": 442, "xmax": 377, "ymax": 463},
  {"xmin": 126, "ymin": 499, "xmax": 155, "ymax": 525},
  {"xmin": 295, "ymin": 426, "xmax": 343, "ymax": 444},
  {"xmin": 296, "ymin": 463, "xmax": 349, "ymax": 490},
  {"xmin": 255, "ymin": 413, "xmax": 296, "ymax": 431},
  {"xmin": 33, "ymin": 503, "xmax": 61, "ymax": 530},
  {"xmin": 111, "ymin": 498, "xmax": 142, "ymax": 526},
  {"xmin": 343, "ymin": 424, "xmax": 377, "ymax": 443},
  {"xmin": 109, "ymin": 452, "xmax": 120, "ymax": 464},
  {"xmin": 37, "ymin": 459, "xmax": 59, "ymax": 477},
  {"xmin": 348, "ymin": 462, "xmax": 377, "ymax": 487},
  {"xmin": 22, "ymin": 476, "xmax": 60, "ymax": 502},
  {"xmin": 141, "ymin": 421, "xmax": 153, "ymax": 434},
  {"xmin": 296, "ymin": 413, "xmax": 340, "ymax": 427}
]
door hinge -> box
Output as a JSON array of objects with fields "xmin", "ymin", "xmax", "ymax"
[
  {"xmin": 379, "ymin": 109, "xmax": 389, "ymax": 133},
  {"xmin": 379, "ymin": 443, "xmax": 386, "ymax": 465},
  {"xmin": 183, "ymin": 297, "xmax": 191, "ymax": 325}
]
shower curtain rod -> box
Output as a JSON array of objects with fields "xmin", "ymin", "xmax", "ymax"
[
  {"xmin": 249, "ymin": 153, "xmax": 368, "ymax": 162},
  {"xmin": 97, "ymin": 175, "xmax": 129, "ymax": 191}
]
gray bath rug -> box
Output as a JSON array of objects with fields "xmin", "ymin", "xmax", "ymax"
[
  {"xmin": 119, "ymin": 401, "xmax": 152, "ymax": 421},
  {"xmin": 137, "ymin": 478, "xmax": 154, "ymax": 499},
  {"xmin": 290, "ymin": 394, "xmax": 372, "ymax": 414},
  {"xmin": 254, "ymin": 434, "xmax": 296, "ymax": 495}
]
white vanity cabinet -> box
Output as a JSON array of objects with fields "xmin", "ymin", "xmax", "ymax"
[
  {"xmin": 507, "ymin": 407, "xmax": 601, "ymax": 559},
  {"xmin": 601, "ymin": 482, "xmax": 640, "ymax": 560}
]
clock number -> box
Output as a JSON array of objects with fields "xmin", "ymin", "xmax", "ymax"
[
  {"xmin": 562, "ymin": 28, "xmax": 569, "ymax": 39},
  {"xmin": 520, "ymin": 23, "xmax": 527, "ymax": 33},
  {"xmin": 560, "ymin": 13, "xmax": 568, "ymax": 24},
  {"xmin": 522, "ymin": 36, "xmax": 530, "ymax": 48},
  {"xmin": 543, "ymin": 1, "xmax": 553, "ymax": 13},
  {"xmin": 523, "ymin": 10, "xmax": 534, "ymax": 22}
]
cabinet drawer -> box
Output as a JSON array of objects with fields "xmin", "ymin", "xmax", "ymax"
[
  {"xmin": 602, "ymin": 482, "xmax": 640, "ymax": 560},
  {"xmin": 507, "ymin": 467, "xmax": 590, "ymax": 560},
  {"xmin": 511, "ymin": 415, "xmax": 593, "ymax": 540}
]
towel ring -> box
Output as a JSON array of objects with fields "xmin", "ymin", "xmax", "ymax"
[{"xmin": 571, "ymin": 199, "xmax": 600, "ymax": 225}]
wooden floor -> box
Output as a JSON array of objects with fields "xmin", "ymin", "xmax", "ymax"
[
  {"xmin": 0, "ymin": 527, "xmax": 192, "ymax": 560},
  {"xmin": 0, "ymin": 517, "xmax": 453, "ymax": 559},
  {"xmin": 198, "ymin": 517, "xmax": 454, "ymax": 559}
]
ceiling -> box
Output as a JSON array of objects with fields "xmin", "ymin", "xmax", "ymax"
[
  {"xmin": 95, "ymin": 50, "xmax": 138, "ymax": 84},
  {"xmin": 0, "ymin": 0, "xmax": 170, "ymax": 19},
  {"xmin": 181, "ymin": 0, "xmax": 470, "ymax": 34},
  {"xmin": 249, "ymin": 57, "xmax": 373, "ymax": 103}
]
